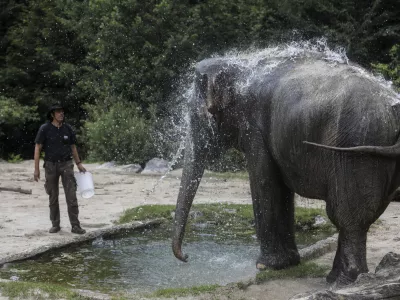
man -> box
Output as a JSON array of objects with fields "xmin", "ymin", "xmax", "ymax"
[{"xmin": 33, "ymin": 103, "xmax": 86, "ymax": 234}]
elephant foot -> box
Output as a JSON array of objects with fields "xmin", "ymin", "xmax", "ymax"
[
  {"xmin": 256, "ymin": 249, "xmax": 300, "ymax": 270},
  {"xmin": 326, "ymin": 268, "xmax": 339, "ymax": 284},
  {"xmin": 326, "ymin": 263, "xmax": 368, "ymax": 285}
]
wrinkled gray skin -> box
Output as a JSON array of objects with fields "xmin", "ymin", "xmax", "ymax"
[{"xmin": 172, "ymin": 57, "xmax": 400, "ymax": 285}]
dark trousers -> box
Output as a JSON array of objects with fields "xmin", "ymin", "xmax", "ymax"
[{"xmin": 44, "ymin": 160, "xmax": 80, "ymax": 227}]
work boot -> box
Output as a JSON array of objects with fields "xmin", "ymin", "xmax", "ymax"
[
  {"xmin": 71, "ymin": 226, "xmax": 86, "ymax": 234},
  {"xmin": 49, "ymin": 226, "xmax": 61, "ymax": 233}
]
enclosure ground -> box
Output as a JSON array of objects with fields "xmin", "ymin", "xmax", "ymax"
[{"xmin": 1, "ymin": 160, "xmax": 400, "ymax": 299}]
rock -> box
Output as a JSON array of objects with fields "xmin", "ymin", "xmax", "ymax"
[
  {"xmin": 313, "ymin": 215, "xmax": 327, "ymax": 228},
  {"xmin": 192, "ymin": 223, "xmax": 209, "ymax": 229},
  {"xmin": 192, "ymin": 221, "xmax": 217, "ymax": 230},
  {"xmin": 96, "ymin": 161, "xmax": 117, "ymax": 169},
  {"xmin": 120, "ymin": 164, "xmax": 142, "ymax": 173},
  {"xmin": 189, "ymin": 210, "xmax": 203, "ymax": 219},
  {"xmin": 170, "ymin": 210, "xmax": 203, "ymax": 220},
  {"xmin": 141, "ymin": 158, "xmax": 170, "ymax": 175},
  {"xmin": 375, "ymin": 251, "xmax": 400, "ymax": 276},
  {"xmin": 291, "ymin": 252, "xmax": 400, "ymax": 299}
]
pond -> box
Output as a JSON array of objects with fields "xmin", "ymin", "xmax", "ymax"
[{"xmin": 0, "ymin": 224, "xmax": 334, "ymax": 295}]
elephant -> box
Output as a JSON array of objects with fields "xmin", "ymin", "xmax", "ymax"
[{"xmin": 171, "ymin": 53, "xmax": 400, "ymax": 285}]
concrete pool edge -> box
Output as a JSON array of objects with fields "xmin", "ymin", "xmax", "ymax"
[
  {"xmin": 0, "ymin": 219, "xmax": 165, "ymax": 266},
  {"xmin": 299, "ymin": 233, "xmax": 338, "ymax": 261}
]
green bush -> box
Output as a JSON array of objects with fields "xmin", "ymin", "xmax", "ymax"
[
  {"xmin": 372, "ymin": 44, "xmax": 400, "ymax": 90},
  {"xmin": 83, "ymin": 102, "xmax": 157, "ymax": 164},
  {"xmin": 7, "ymin": 153, "xmax": 23, "ymax": 163}
]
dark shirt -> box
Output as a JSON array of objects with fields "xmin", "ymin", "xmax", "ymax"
[{"xmin": 35, "ymin": 122, "xmax": 77, "ymax": 162}]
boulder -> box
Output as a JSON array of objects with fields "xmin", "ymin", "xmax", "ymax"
[
  {"xmin": 141, "ymin": 158, "xmax": 170, "ymax": 175},
  {"xmin": 120, "ymin": 164, "xmax": 142, "ymax": 173},
  {"xmin": 96, "ymin": 161, "xmax": 117, "ymax": 169},
  {"xmin": 291, "ymin": 252, "xmax": 400, "ymax": 299},
  {"xmin": 313, "ymin": 215, "xmax": 327, "ymax": 228}
]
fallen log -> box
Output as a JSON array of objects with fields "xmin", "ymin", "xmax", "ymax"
[{"xmin": 0, "ymin": 187, "xmax": 32, "ymax": 194}]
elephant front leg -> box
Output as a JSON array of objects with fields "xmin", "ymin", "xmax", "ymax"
[{"xmin": 245, "ymin": 139, "xmax": 300, "ymax": 270}]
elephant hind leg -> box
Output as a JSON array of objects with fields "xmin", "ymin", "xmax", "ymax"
[
  {"xmin": 326, "ymin": 228, "xmax": 368, "ymax": 284},
  {"xmin": 326, "ymin": 156, "xmax": 393, "ymax": 284}
]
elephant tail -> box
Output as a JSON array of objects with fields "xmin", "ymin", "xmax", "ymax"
[{"xmin": 303, "ymin": 140, "xmax": 400, "ymax": 158}]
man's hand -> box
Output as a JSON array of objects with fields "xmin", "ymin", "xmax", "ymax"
[
  {"xmin": 77, "ymin": 163, "xmax": 86, "ymax": 173},
  {"xmin": 34, "ymin": 169, "xmax": 40, "ymax": 182}
]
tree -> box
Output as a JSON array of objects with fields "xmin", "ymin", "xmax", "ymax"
[{"xmin": 0, "ymin": 0, "xmax": 87, "ymax": 158}]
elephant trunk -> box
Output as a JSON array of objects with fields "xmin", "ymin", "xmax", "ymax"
[{"xmin": 172, "ymin": 124, "xmax": 207, "ymax": 262}]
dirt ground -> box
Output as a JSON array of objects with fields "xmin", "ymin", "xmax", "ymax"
[{"xmin": 1, "ymin": 160, "xmax": 400, "ymax": 300}]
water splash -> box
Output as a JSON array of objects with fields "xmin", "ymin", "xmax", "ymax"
[
  {"xmin": 208, "ymin": 38, "xmax": 350, "ymax": 95},
  {"xmin": 142, "ymin": 75, "xmax": 193, "ymax": 197},
  {"xmin": 145, "ymin": 137, "xmax": 186, "ymax": 196},
  {"xmin": 206, "ymin": 38, "xmax": 398, "ymax": 102}
]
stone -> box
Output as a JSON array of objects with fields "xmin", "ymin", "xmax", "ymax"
[
  {"xmin": 291, "ymin": 252, "xmax": 400, "ymax": 299},
  {"xmin": 189, "ymin": 210, "xmax": 203, "ymax": 219},
  {"xmin": 313, "ymin": 215, "xmax": 327, "ymax": 228},
  {"xmin": 141, "ymin": 158, "xmax": 170, "ymax": 175},
  {"xmin": 120, "ymin": 164, "xmax": 142, "ymax": 173},
  {"xmin": 96, "ymin": 161, "xmax": 117, "ymax": 169}
]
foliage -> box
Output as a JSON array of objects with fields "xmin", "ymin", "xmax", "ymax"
[
  {"xmin": 255, "ymin": 261, "xmax": 329, "ymax": 283},
  {"xmin": 83, "ymin": 101, "xmax": 157, "ymax": 164},
  {"xmin": 372, "ymin": 44, "xmax": 400, "ymax": 90},
  {"xmin": 1, "ymin": 0, "xmax": 399, "ymax": 161},
  {"xmin": 0, "ymin": 96, "xmax": 38, "ymax": 135},
  {"xmin": 7, "ymin": 153, "xmax": 23, "ymax": 163},
  {"xmin": 0, "ymin": 96, "xmax": 39, "ymax": 156},
  {"xmin": 0, "ymin": 0, "xmax": 87, "ymax": 158}
]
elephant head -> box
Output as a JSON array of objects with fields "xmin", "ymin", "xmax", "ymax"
[{"xmin": 172, "ymin": 60, "xmax": 241, "ymax": 262}]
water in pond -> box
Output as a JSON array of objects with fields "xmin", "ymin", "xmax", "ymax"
[{"xmin": 0, "ymin": 225, "xmax": 334, "ymax": 294}]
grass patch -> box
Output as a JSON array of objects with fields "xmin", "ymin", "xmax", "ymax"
[
  {"xmin": 117, "ymin": 203, "xmax": 336, "ymax": 247},
  {"xmin": 255, "ymin": 261, "xmax": 329, "ymax": 284},
  {"xmin": 118, "ymin": 204, "xmax": 175, "ymax": 224},
  {"xmin": 295, "ymin": 207, "xmax": 331, "ymax": 230},
  {"xmin": 149, "ymin": 284, "xmax": 220, "ymax": 298},
  {"xmin": 118, "ymin": 204, "xmax": 332, "ymax": 233},
  {"xmin": 0, "ymin": 281, "xmax": 87, "ymax": 299}
]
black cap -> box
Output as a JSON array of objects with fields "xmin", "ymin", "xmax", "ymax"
[{"xmin": 47, "ymin": 103, "xmax": 65, "ymax": 120}]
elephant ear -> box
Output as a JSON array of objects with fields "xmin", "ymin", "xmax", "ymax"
[{"xmin": 207, "ymin": 70, "xmax": 235, "ymax": 115}]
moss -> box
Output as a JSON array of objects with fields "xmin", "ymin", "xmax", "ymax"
[
  {"xmin": 118, "ymin": 204, "xmax": 332, "ymax": 233},
  {"xmin": 255, "ymin": 262, "xmax": 329, "ymax": 284},
  {"xmin": 295, "ymin": 207, "xmax": 325, "ymax": 226},
  {"xmin": 0, "ymin": 281, "xmax": 87, "ymax": 300},
  {"xmin": 149, "ymin": 284, "xmax": 220, "ymax": 298},
  {"xmin": 118, "ymin": 204, "xmax": 175, "ymax": 224}
]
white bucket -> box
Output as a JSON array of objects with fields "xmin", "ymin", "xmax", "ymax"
[{"xmin": 74, "ymin": 172, "xmax": 95, "ymax": 199}]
